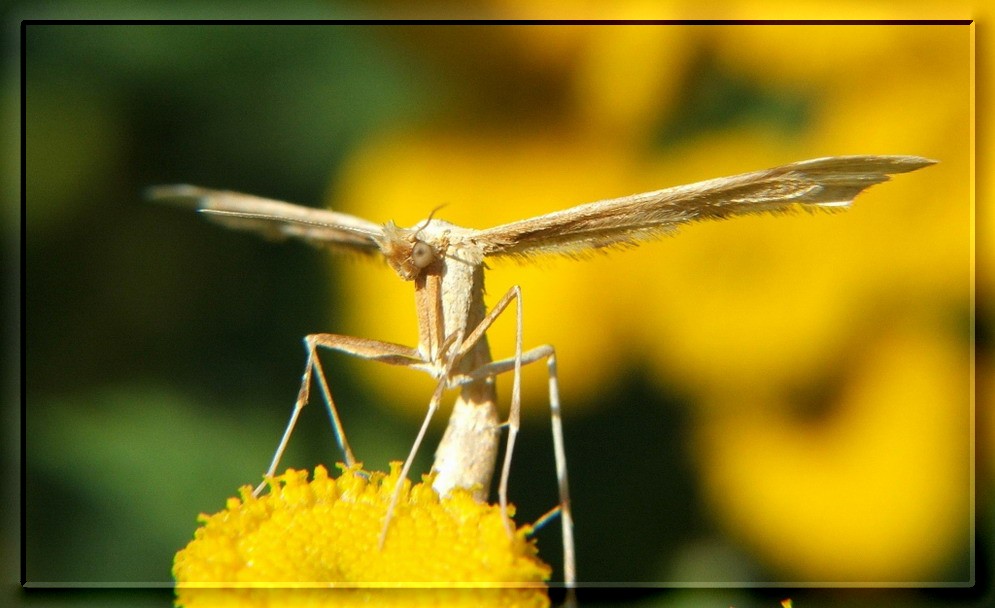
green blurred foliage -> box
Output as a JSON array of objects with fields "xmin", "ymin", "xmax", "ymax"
[{"xmin": 25, "ymin": 23, "xmax": 438, "ymax": 587}]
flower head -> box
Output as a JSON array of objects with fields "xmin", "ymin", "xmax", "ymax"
[{"xmin": 174, "ymin": 463, "xmax": 551, "ymax": 607}]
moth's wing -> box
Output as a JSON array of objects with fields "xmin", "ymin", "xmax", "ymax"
[
  {"xmin": 147, "ymin": 185, "xmax": 382, "ymax": 253},
  {"xmin": 473, "ymin": 155, "xmax": 936, "ymax": 260}
]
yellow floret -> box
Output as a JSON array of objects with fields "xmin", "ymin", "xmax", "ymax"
[{"xmin": 173, "ymin": 463, "xmax": 551, "ymax": 607}]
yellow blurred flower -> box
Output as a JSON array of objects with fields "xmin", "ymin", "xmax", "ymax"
[
  {"xmin": 174, "ymin": 464, "xmax": 551, "ymax": 608},
  {"xmin": 568, "ymin": 25, "xmax": 692, "ymax": 145},
  {"xmin": 693, "ymin": 316, "xmax": 970, "ymax": 581}
]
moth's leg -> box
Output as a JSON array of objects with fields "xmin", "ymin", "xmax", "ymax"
[
  {"xmin": 255, "ymin": 333, "xmax": 425, "ymax": 496},
  {"xmin": 452, "ymin": 286, "xmax": 577, "ymax": 593},
  {"xmin": 463, "ymin": 345, "xmax": 575, "ymax": 594},
  {"xmin": 451, "ymin": 286, "xmax": 524, "ymax": 530},
  {"xmin": 380, "ymin": 330, "xmax": 464, "ymax": 548}
]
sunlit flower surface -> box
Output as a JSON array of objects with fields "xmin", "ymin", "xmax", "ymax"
[{"xmin": 174, "ymin": 464, "xmax": 551, "ymax": 608}]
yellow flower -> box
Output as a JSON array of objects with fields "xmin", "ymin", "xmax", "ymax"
[
  {"xmin": 174, "ymin": 464, "xmax": 551, "ymax": 608},
  {"xmin": 694, "ymin": 317, "xmax": 970, "ymax": 581}
]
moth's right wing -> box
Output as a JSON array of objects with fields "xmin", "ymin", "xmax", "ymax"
[
  {"xmin": 147, "ymin": 185, "xmax": 383, "ymax": 254},
  {"xmin": 472, "ymin": 155, "xmax": 936, "ymax": 260}
]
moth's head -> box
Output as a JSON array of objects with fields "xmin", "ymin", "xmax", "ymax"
[{"xmin": 377, "ymin": 220, "xmax": 440, "ymax": 281}]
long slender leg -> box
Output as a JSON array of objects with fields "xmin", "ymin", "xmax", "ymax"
[
  {"xmin": 380, "ymin": 330, "xmax": 464, "ymax": 547},
  {"xmin": 451, "ymin": 287, "xmax": 523, "ymax": 532},
  {"xmin": 460, "ymin": 345, "xmax": 576, "ymax": 594},
  {"xmin": 254, "ymin": 333, "xmax": 426, "ymax": 496},
  {"xmin": 253, "ymin": 342, "xmax": 323, "ymax": 496},
  {"xmin": 545, "ymin": 350, "xmax": 576, "ymax": 604},
  {"xmin": 309, "ymin": 345, "xmax": 354, "ymax": 466},
  {"xmin": 450, "ymin": 283, "xmax": 575, "ymax": 593}
]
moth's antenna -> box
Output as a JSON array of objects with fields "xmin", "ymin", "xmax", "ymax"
[{"xmin": 412, "ymin": 203, "xmax": 449, "ymax": 240}]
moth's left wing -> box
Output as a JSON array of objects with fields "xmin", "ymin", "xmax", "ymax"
[
  {"xmin": 148, "ymin": 185, "xmax": 383, "ymax": 253},
  {"xmin": 472, "ymin": 155, "xmax": 936, "ymax": 260}
]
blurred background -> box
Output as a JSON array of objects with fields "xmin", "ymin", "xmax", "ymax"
[{"xmin": 19, "ymin": 17, "xmax": 980, "ymax": 608}]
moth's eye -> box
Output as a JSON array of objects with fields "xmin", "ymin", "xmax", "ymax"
[{"xmin": 411, "ymin": 241, "xmax": 436, "ymax": 269}]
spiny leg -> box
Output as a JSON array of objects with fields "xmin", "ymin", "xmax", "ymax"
[{"xmin": 255, "ymin": 332, "xmax": 425, "ymax": 496}]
